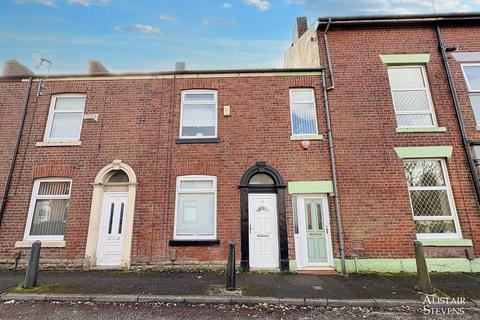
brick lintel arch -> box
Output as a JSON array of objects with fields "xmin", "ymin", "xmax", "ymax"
[{"xmin": 239, "ymin": 161, "xmax": 288, "ymax": 272}]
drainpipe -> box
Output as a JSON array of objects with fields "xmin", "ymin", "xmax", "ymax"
[
  {"xmin": 435, "ymin": 26, "xmax": 480, "ymax": 207},
  {"xmin": 0, "ymin": 76, "xmax": 33, "ymax": 225},
  {"xmin": 323, "ymin": 18, "xmax": 335, "ymax": 90},
  {"xmin": 321, "ymin": 71, "xmax": 347, "ymax": 275}
]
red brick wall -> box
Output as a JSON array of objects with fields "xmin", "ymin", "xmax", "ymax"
[
  {"xmin": 0, "ymin": 80, "xmax": 28, "ymax": 205},
  {"xmin": 0, "ymin": 80, "xmax": 30, "ymax": 255},
  {"xmin": 1, "ymin": 24, "xmax": 479, "ymax": 269},
  {"xmin": 0, "ymin": 75, "xmax": 333, "ymax": 267},
  {"xmin": 318, "ymin": 25, "xmax": 480, "ymax": 259}
]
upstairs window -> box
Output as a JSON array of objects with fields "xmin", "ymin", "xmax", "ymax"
[
  {"xmin": 24, "ymin": 179, "xmax": 71, "ymax": 241},
  {"xmin": 174, "ymin": 176, "xmax": 217, "ymax": 240},
  {"xmin": 403, "ymin": 159, "xmax": 461, "ymax": 239},
  {"xmin": 180, "ymin": 90, "xmax": 217, "ymax": 139},
  {"xmin": 45, "ymin": 94, "xmax": 86, "ymax": 141},
  {"xmin": 289, "ymin": 88, "xmax": 318, "ymax": 136},
  {"xmin": 387, "ymin": 66, "xmax": 437, "ymax": 128},
  {"xmin": 461, "ymin": 64, "xmax": 480, "ymax": 129}
]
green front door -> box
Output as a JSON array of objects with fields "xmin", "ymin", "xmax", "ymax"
[{"xmin": 304, "ymin": 199, "xmax": 327, "ymax": 263}]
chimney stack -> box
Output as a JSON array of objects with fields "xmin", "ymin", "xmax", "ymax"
[
  {"xmin": 88, "ymin": 60, "xmax": 109, "ymax": 75},
  {"xmin": 2, "ymin": 59, "xmax": 33, "ymax": 77},
  {"xmin": 293, "ymin": 17, "xmax": 308, "ymax": 42},
  {"xmin": 175, "ymin": 61, "xmax": 186, "ymax": 72}
]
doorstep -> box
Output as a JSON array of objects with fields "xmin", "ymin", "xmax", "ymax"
[{"xmin": 297, "ymin": 269, "xmax": 339, "ymax": 276}]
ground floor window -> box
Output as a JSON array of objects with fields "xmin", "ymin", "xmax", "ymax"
[
  {"xmin": 174, "ymin": 175, "xmax": 216, "ymax": 240},
  {"xmin": 403, "ymin": 159, "xmax": 461, "ymax": 239},
  {"xmin": 24, "ymin": 179, "xmax": 71, "ymax": 241}
]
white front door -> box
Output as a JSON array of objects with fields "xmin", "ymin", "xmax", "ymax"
[
  {"xmin": 96, "ymin": 192, "xmax": 128, "ymax": 267},
  {"xmin": 248, "ymin": 193, "xmax": 279, "ymax": 269},
  {"xmin": 295, "ymin": 195, "xmax": 334, "ymax": 269}
]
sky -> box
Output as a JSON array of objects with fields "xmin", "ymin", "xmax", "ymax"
[{"xmin": 1, "ymin": 0, "xmax": 480, "ymax": 74}]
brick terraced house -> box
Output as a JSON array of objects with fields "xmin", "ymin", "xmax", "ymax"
[{"xmin": 0, "ymin": 12, "xmax": 480, "ymax": 274}]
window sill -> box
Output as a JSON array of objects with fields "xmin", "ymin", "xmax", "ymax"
[
  {"xmin": 418, "ymin": 239, "xmax": 473, "ymax": 247},
  {"xmin": 289, "ymin": 134, "xmax": 324, "ymax": 141},
  {"xmin": 15, "ymin": 240, "xmax": 66, "ymax": 248},
  {"xmin": 169, "ymin": 240, "xmax": 220, "ymax": 246},
  {"xmin": 175, "ymin": 138, "xmax": 220, "ymax": 144},
  {"xmin": 36, "ymin": 141, "xmax": 82, "ymax": 147},
  {"xmin": 396, "ymin": 127, "xmax": 447, "ymax": 133}
]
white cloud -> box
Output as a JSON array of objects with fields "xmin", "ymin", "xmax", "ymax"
[
  {"xmin": 367, "ymin": 0, "xmax": 471, "ymax": 14},
  {"xmin": 15, "ymin": 0, "xmax": 56, "ymax": 5},
  {"xmin": 284, "ymin": 0, "xmax": 476, "ymax": 15},
  {"xmin": 202, "ymin": 18, "xmax": 236, "ymax": 25},
  {"xmin": 67, "ymin": 0, "xmax": 94, "ymax": 6},
  {"xmin": 115, "ymin": 24, "xmax": 161, "ymax": 34},
  {"xmin": 242, "ymin": 0, "xmax": 270, "ymax": 11},
  {"xmin": 222, "ymin": 2, "xmax": 232, "ymax": 8},
  {"xmin": 15, "ymin": 0, "xmax": 109, "ymax": 6},
  {"xmin": 159, "ymin": 14, "xmax": 175, "ymax": 21}
]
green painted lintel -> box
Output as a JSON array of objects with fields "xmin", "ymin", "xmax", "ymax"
[
  {"xmin": 394, "ymin": 146, "xmax": 453, "ymax": 159},
  {"xmin": 275, "ymin": 71, "xmax": 322, "ymax": 76},
  {"xmin": 289, "ymin": 260, "xmax": 297, "ymax": 272},
  {"xmin": 288, "ymin": 181, "xmax": 333, "ymax": 194},
  {"xmin": 290, "ymin": 134, "xmax": 323, "ymax": 141},
  {"xmin": 380, "ymin": 54, "xmax": 430, "ymax": 65},
  {"xmin": 396, "ymin": 127, "xmax": 447, "ymax": 133},
  {"xmin": 419, "ymin": 239, "xmax": 473, "ymax": 247}
]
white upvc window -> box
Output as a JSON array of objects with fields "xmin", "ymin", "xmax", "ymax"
[
  {"xmin": 24, "ymin": 179, "xmax": 72, "ymax": 241},
  {"xmin": 473, "ymin": 145, "xmax": 480, "ymax": 164},
  {"xmin": 180, "ymin": 90, "xmax": 217, "ymax": 139},
  {"xmin": 44, "ymin": 94, "xmax": 86, "ymax": 142},
  {"xmin": 387, "ymin": 66, "xmax": 437, "ymax": 128},
  {"xmin": 403, "ymin": 159, "xmax": 461, "ymax": 239},
  {"xmin": 174, "ymin": 175, "xmax": 217, "ymax": 240},
  {"xmin": 289, "ymin": 88, "xmax": 318, "ymax": 136},
  {"xmin": 460, "ymin": 64, "xmax": 480, "ymax": 130}
]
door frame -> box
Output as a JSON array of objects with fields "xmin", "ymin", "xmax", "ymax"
[
  {"xmin": 239, "ymin": 161, "xmax": 288, "ymax": 272},
  {"xmin": 295, "ymin": 194, "xmax": 334, "ymax": 269},
  {"xmin": 248, "ymin": 193, "xmax": 279, "ymax": 269},
  {"xmin": 84, "ymin": 160, "xmax": 137, "ymax": 270},
  {"xmin": 96, "ymin": 191, "xmax": 129, "ymax": 267}
]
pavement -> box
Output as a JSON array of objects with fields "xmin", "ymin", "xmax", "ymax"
[{"xmin": 0, "ymin": 270, "xmax": 479, "ymax": 308}]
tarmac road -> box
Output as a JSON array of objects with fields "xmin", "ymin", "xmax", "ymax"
[{"xmin": 1, "ymin": 301, "xmax": 479, "ymax": 320}]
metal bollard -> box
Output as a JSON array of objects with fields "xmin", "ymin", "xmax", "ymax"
[
  {"xmin": 23, "ymin": 240, "xmax": 41, "ymax": 289},
  {"xmin": 226, "ymin": 241, "xmax": 236, "ymax": 291},
  {"xmin": 413, "ymin": 240, "xmax": 433, "ymax": 294}
]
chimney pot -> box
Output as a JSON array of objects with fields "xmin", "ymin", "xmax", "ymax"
[
  {"xmin": 88, "ymin": 60, "xmax": 109, "ymax": 75},
  {"xmin": 175, "ymin": 61, "xmax": 186, "ymax": 72}
]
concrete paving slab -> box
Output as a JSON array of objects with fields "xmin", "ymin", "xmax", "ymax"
[
  {"xmin": 375, "ymin": 298, "xmax": 423, "ymax": 308},
  {"xmin": 91, "ymin": 294, "xmax": 138, "ymax": 303},
  {"xmin": 278, "ymin": 297, "xmax": 305, "ymax": 306},
  {"xmin": 232, "ymin": 296, "xmax": 280, "ymax": 305},
  {"xmin": 328, "ymin": 298, "xmax": 377, "ymax": 307},
  {"xmin": 184, "ymin": 295, "xmax": 232, "ymax": 304},
  {"xmin": 1, "ymin": 293, "xmax": 46, "ymax": 301},
  {"xmin": 304, "ymin": 298, "xmax": 328, "ymax": 306},
  {"xmin": 137, "ymin": 294, "xmax": 185, "ymax": 303},
  {"xmin": 45, "ymin": 293, "xmax": 91, "ymax": 301}
]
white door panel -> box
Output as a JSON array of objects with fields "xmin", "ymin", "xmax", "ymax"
[
  {"xmin": 96, "ymin": 192, "xmax": 128, "ymax": 266},
  {"xmin": 248, "ymin": 194, "xmax": 279, "ymax": 269}
]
